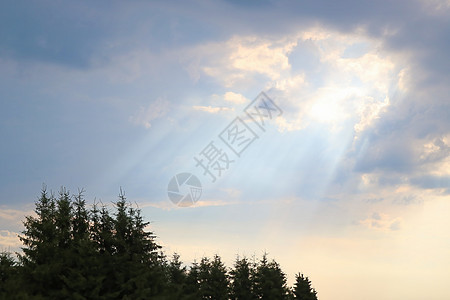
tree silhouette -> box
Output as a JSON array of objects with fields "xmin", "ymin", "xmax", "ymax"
[
  {"xmin": 0, "ymin": 187, "xmax": 319, "ymax": 299},
  {"xmin": 164, "ymin": 253, "xmax": 188, "ymax": 299},
  {"xmin": 184, "ymin": 260, "xmax": 201, "ymax": 299},
  {"xmin": 293, "ymin": 273, "xmax": 318, "ymax": 300},
  {"xmin": 229, "ymin": 256, "xmax": 257, "ymax": 300},
  {"xmin": 253, "ymin": 253, "xmax": 290, "ymax": 299}
]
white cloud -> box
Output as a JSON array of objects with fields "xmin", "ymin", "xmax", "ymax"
[
  {"xmin": 419, "ymin": 136, "xmax": 450, "ymax": 169},
  {"xmin": 397, "ymin": 67, "xmax": 411, "ymax": 92},
  {"xmin": 192, "ymin": 105, "xmax": 233, "ymax": 114},
  {"xmin": 0, "ymin": 208, "xmax": 29, "ymax": 222},
  {"xmin": 228, "ymin": 36, "xmax": 297, "ymax": 80},
  {"xmin": 0, "ymin": 230, "xmax": 21, "ymax": 250},
  {"xmin": 0, "ymin": 207, "xmax": 33, "ymax": 234},
  {"xmin": 308, "ymin": 32, "xmax": 399, "ymax": 134},
  {"xmin": 353, "ymin": 95, "xmax": 390, "ymax": 134},
  {"xmin": 178, "ymin": 27, "xmax": 405, "ymax": 141},
  {"xmin": 223, "ymin": 92, "xmax": 248, "ymax": 104},
  {"xmin": 269, "ymin": 74, "xmax": 306, "ymax": 92},
  {"xmin": 260, "ymin": 27, "xmax": 404, "ymax": 136},
  {"xmin": 194, "ymin": 199, "xmax": 236, "ymax": 208},
  {"xmin": 182, "ymin": 34, "xmax": 298, "ymax": 88}
]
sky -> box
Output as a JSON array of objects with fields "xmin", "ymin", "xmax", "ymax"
[{"xmin": 1, "ymin": 0, "xmax": 450, "ymax": 299}]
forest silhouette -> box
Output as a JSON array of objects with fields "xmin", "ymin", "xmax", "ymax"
[{"xmin": 0, "ymin": 187, "xmax": 318, "ymax": 299}]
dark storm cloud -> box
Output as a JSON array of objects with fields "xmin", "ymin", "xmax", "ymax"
[
  {"xmin": 0, "ymin": 1, "xmax": 220, "ymax": 68},
  {"xmin": 0, "ymin": 1, "xmax": 112, "ymax": 68},
  {"xmin": 218, "ymin": 0, "xmax": 413, "ymax": 33},
  {"xmin": 3, "ymin": 0, "xmax": 448, "ymax": 80}
]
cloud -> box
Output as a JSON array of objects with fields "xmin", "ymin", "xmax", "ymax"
[
  {"xmin": 410, "ymin": 175, "xmax": 450, "ymax": 190},
  {"xmin": 0, "ymin": 230, "xmax": 21, "ymax": 250},
  {"xmin": 349, "ymin": 94, "xmax": 450, "ymax": 190},
  {"xmin": 182, "ymin": 34, "xmax": 298, "ymax": 88},
  {"xmin": 227, "ymin": 36, "xmax": 296, "ymax": 79},
  {"xmin": 223, "ymin": 92, "xmax": 248, "ymax": 104},
  {"xmin": 0, "ymin": 208, "xmax": 30, "ymax": 222},
  {"xmin": 194, "ymin": 199, "xmax": 236, "ymax": 208},
  {"xmin": 0, "ymin": 1, "xmax": 116, "ymax": 68},
  {"xmin": 192, "ymin": 105, "xmax": 233, "ymax": 114},
  {"xmin": 260, "ymin": 27, "xmax": 403, "ymax": 136},
  {"xmin": 419, "ymin": 137, "xmax": 450, "ymax": 169},
  {"xmin": 176, "ymin": 1, "xmax": 450, "ymax": 190},
  {"xmin": 140, "ymin": 198, "xmax": 236, "ymax": 210},
  {"xmin": 129, "ymin": 98, "xmax": 169, "ymax": 129},
  {"xmin": 360, "ymin": 212, "xmax": 402, "ymax": 231},
  {"xmin": 0, "ymin": 207, "xmax": 33, "ymax": 234}
]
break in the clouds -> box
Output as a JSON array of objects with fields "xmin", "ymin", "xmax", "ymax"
[{"xmin": 1, "ymin": 1, "xmax": 449, "ymax": 299}]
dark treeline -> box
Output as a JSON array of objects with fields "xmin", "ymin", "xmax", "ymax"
[{"xmin": 0, "ymin": 187, "xmax": 318, "ymax": 299}]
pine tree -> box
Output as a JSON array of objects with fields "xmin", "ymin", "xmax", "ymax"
[
  {"xmin": 253, "ymin": 253, "xmax": 289, "ymax": 300},
  {"xmin": 90, "ymin": 201, "xmax": 120, "ymax": 298},
  {"xmin": 0, "ymin": 252, "xmax": 24, "ymax": 298},
  {"xmin": 55, "ymin": 188, "xmax": 72, "ymax": 250},
  {"xmin": 293, "ymin": 273, "xmax": 318, "ymax": 300},
  {"xmin": 0, "ymin": 252, "xmax": 15, "ymax": 289},
  {"xmin": 18, "ymin": 187, "xmax": 167, "ymax": 298},
  {"xmin": 194, "ymin": 255, "xmax": 229, "ymax": 299},
  {"xmin": 198, "ymin": 256, "xmax": 213, "ymax": 298},
  {"xmin": 60, "ymin": 191, "xmax": 102, "ymax": 299},
  {"xmin": 72, "ymin": 190, "xmax": 90, "ymax": 243},
  {"xmin": 165, "ymin": 253, "xmax": 187, "ymax": 298},
  {"xmin": 184, "ymin": 261, "xmax": 201, "ymax": 299},
  {"xmin": 19, "ymin": 188, "xmax": 102, "ymax": 298},
  {"xmin": 229, "ymin": 256, "xmax": 256, "ymax": 300},
  {"xmin": 15, "ymin": 186, "xmax": 320, "ymax": 299},
  {"xmin": 49, "ymin": 188, "xmax": 75, "ymax": 299},
  {"xmin": 208, "ymin": 254, "xmax": 229, "ymax": 300},
  {"xmin": 96, "ymin": 190, "xmax": 164, "ymax": 299},
  {"xmin": 20, "ymin": 187, "xmax": 57, "ymax": 265},
  {"xmin": 19, "ymin": 187, "xmax": 60, "ymax": 297}
]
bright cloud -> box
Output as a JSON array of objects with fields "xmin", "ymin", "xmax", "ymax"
[
  {"xmin": 0, "ymin": 230, "xmax": 21, "ymax": 250},
  {"xmin": 228, "ymin": 36, "xmax": 297, "ymax": 79},
  {"xmin": 184, "ymin": 35, "xmax": 297, "ymax": 87},
  {"xmin": 223, "ymin": 91, "xmax": 248, "ymax": 104},
  {"xmin": 192, "ymin": 105, "xmax": 233, "ymax": 114}
]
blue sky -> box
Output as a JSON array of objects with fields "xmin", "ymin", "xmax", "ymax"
[{"xmin": 1, "ymin": 1, "xmax": 450, "ymax": 299}]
